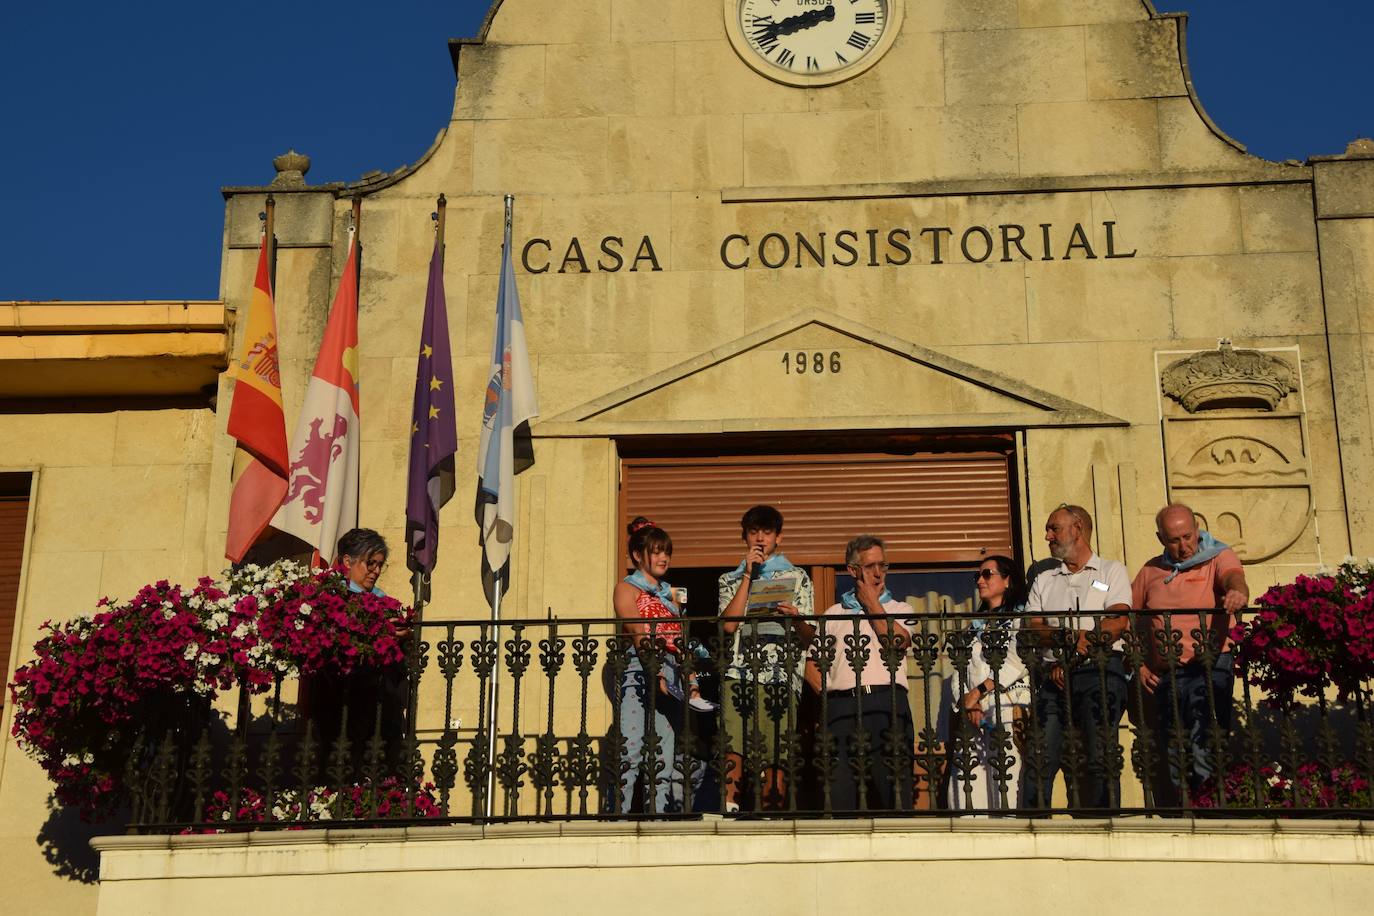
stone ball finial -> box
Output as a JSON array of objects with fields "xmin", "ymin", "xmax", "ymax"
[
  {"xmin": 1344, "ymin": 138, "xmax": 1374, "ymax": 159},
  {"xmin": 271, "ymin": 150, "xmax": 311, "ymax": 187}
]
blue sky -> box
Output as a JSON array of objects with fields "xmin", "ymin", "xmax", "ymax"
[{"xmin": 1, "ymin": 0, "xmax": 1370, "ymax": 301}]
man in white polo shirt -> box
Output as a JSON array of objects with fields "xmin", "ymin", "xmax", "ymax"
[
  {"xmin": 805, "ymin": 534, "xmax": 916, "ymax": 813},
  {"xmin": 1024, "ymin": 505, "xmax": 1132, "ymax": 812}
]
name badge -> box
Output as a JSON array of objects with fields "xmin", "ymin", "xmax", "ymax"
[{"xmin": 1091, "ymin": 580, "xmax": 1110, "ymax": 593}]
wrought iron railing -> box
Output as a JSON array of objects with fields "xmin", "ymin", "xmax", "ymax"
[{"xmin": 124, "ymin": 609, "xmax": 1374, "ymax": 831}]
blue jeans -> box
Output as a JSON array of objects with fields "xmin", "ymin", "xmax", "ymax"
[
  {"xmin": 1156, "ymin": 652, "xmax": 1233, "ymax": 797},
  {"xmin": 614, "ymin": 659, "xmax": 682, "ymax": 814},
  {"xmin": 1024, "ymin": 655, "xmax": 1127, "ymax": 811}
]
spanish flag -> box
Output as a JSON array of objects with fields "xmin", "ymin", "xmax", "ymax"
[{"xmin": 225, "ymin": 234, "xmax": 289, "ymax": 563}]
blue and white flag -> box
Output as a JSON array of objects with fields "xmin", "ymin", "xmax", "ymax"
[{"xmin": 475, "ymin": 195, "xmax": 538, "ymax": 606}]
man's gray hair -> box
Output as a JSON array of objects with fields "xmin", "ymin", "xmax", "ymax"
[{"xmin": 845, "ymin": 534, "xmax": 886, "ymax": 567}]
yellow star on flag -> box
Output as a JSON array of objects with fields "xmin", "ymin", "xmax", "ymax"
[
  {"xmin": 411, "ymin": 421, "xmax": 419, "ymax": 435},
  {"xmin": 421, "ymin": 344, "xmax": 433, "ymax": 358},
  {"xmin": 428, "ymin": 405, "xmax": 441, "ymax": 419},
  {"xmin": 430, "ymin": 375, "xmax": 444, "ymax": 391}
]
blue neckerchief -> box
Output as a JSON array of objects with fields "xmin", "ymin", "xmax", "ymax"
[
  {"xmin": 348, "ymin": 581, "xmax": 386, "ymax": 597},
  {"xmin": 624, "ymin": 569, "xmax": 679, "ymax": 615},
  {"xmin": 721, "ymin": 552, "xmax": 797, "ymax": 585},
  {"xmin": 839, "ymin": 588, "xmax": 894, "ymax": 613},
  {"xmin": 1160, "ymin": 531, "xmax": 1229, "ymax": 584}
]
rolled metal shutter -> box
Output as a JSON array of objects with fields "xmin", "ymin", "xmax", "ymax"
[
  {"xmin": 620, "ymin": 452, "xmax": 1014, "ymax": 567},
  {"xmin": 0, "ymin": 477, "xmax": 30, "ymax": 695}
]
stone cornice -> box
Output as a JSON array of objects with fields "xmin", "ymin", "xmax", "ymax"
[{"xmin": 0, "ymin": 301, "xmax": 229, "ymax": 403}]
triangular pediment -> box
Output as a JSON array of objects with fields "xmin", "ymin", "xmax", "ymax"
[{"xmin": 538, "ymin": 310, "xmax": 1125, "ymax": 437}]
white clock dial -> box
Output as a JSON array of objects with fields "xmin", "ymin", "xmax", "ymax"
[{"xmin": 733, "ymin": 0, "xmax": 896, "ymax": 84}]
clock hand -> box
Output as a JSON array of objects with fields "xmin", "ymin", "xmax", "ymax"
[{"xmin": 755, "ymin": 5, "xmax": 837, "ymax": 43}]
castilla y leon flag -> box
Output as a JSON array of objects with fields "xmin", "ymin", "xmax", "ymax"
[
  {"xmin": 405, "ymin": 232, "xmax": 458, "ymax": 574},
  {"xmin": 225, "ymin": 233, "xmax": 289, "ymax": 563},
  {"xmin": 272, "ymin": 230, "xmax": 361, "ymax": 564},
  {"xmin": 475, "ymin": 197, "xmax": 538, "ymax": 606}
]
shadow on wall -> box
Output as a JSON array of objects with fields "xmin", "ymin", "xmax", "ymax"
[{"xmin": 36, "ymin": 793, "xmax": 113, "ymax": 885}]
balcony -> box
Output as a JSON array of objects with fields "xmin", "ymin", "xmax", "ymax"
[{"xmin": 43, "ymin": 603, "xmax": 1374, "ymax": 913}]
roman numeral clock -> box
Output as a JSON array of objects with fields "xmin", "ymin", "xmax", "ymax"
[{"xmin": 725, "ymin": 0, "xmax": 902, "ymax": 87}]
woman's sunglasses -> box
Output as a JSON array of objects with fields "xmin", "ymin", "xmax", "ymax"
[{"xmin": 973, "ymin": 569, "xmax": 1002, "ymax": 582}]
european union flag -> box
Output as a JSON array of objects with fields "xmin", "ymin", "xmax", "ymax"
[{"xmin": 405, "ymin": 229, "xmax": 458, "ymax": 575}]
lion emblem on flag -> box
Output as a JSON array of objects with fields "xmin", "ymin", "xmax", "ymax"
[{"xmin": 284, "ymin": 414, "xmax": 349, "ymax": 522}]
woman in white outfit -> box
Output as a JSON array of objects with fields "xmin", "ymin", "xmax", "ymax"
[{"xmin": 945, "ymin": 555, "xmax": 1030, "ymax": 812}]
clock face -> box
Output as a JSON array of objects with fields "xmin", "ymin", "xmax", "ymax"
[{"xmin": 732, "ymin": 0, "xmax": 897, "ymax": 85}]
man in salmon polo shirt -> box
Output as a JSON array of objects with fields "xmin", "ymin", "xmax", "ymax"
[
  {"xmin": 805, "ymin": 534, "xmax": 916, "ymax": 813},
  {"xmin": 1132, "ymin": 503, "xmax": 1249, "ymax": 804}
]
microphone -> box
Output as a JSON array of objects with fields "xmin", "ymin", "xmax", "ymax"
[{"xmin": 750, "ymin": 561, "xmax": 763, "ymax": 580}]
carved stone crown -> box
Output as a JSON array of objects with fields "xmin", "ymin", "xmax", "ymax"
[
  {"xmin": 271, "ymin": 149, "xmax": 311, "ymax": 188},
  {"xmin": 1161, "ymin": 340, "xmax": 1297, "ymax": 413}
]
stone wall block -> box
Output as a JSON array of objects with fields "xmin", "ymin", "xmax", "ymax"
[
  {"xmin": 1024, "ymin": 258, "xmax": 1172, "ymax": 344},
  {"xmin": 113, "ymin": 409, "xmax": 214, "ymax": 467},
  {"xmin": 743, "ymin": 111, "xmax": 888, "ymax": 187},
  {"xmin": 0, "ymin": 414, "xmax": 116, "ymax": 467},
  {"xmin": 879, "ymin": 106, "xmax": 1021, "ymax": 183},
  {"xmin": 1315, "ymin": 219, "xmax": 1374, "ymax": 335},
  {"xmin": 1017, "ymin": 99, "xmax": 1160, "ymax": 176},
  {"xmin": 1085, "ymin": 19, "xmax": 1187, "ymax": 100},
  {"xmin": 1314, "ymin": 159, "xmax": 1374, "ymax": 218},
  {"xmin": 1169, "ymin": 253, "xmax": 1324, "ymax": 339},
  {"xmin": 473, "ymin": 119, "xmax": 609, "ymax": 194},
  {"xmin": 1088, "ymin": 186, "xmax": 1243, "ymax": 259},
  {"xmin": 611, "ymin": 0, "xmax": 723, "ymax": 43},
  {"xmin": 1238, "ymin": 184, "xmax": 1318, "ymax": 254},
  {"xmin": 226, "ymin": 192, "xmax": 335, "ymax": 249},
  {"xmin": 544, "ymin": 43, "xmax": 674, "ymax": 118},
  {"xmin": 946, "ymin": 342, "xmax": 1104, "ymax": 410},
  {"xmin": 945, "ymin": 27, "xmax": 1087, "ymax": 107},
  {"xmin": 1018, "ymin": 0, "xmax": 1149, "ymax": 28},
  {"xmin": 1156, "ymin": 97, "xmax": 1258, "ymax": 172},
  {"xmin": 486, "ymin": 0, "xmax": 611, "ymax": 45},
  {"xmin": 30, "ymin": 466, "xmax": 189, "ymax": 554},
  {"xmin": 608, "ymin": 114, "xmax": 743, "ymax": 192},
  {"xmin": 673, "ymin": 41, "xmax": 809, "ymax": 116},
  {"xmin": 454, "ymin": 44, "xmax": 547, "ymax": 121},
  {"xmin": 907, "ymin": 0, "xmax": 1018, "ymax": 33}
]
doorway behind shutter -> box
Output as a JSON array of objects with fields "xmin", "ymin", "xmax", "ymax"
[
  {"xmin": 0, "ymin": 472, "xmax": 32, "ymax": 704},
  {"xmin": 619, "ymin": 451, "xmax": 1015, "ymax": 568}
]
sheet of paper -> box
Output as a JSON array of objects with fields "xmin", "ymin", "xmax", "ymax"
[{"xmin": 746, "ymin": 575, "xmax": 799, "ymax": 612}]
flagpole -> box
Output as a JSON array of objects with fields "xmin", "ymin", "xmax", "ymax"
[
  {"xmin": 484, "ymin": 572, "xmax": 502, "ymax": 819},
  {"xmin": 264, "ymin": 193, "xmax": 276, "ymax": 290},
  {"xmin": 482, "ymin": 193, "xmax": 516, "ymax": 820}
]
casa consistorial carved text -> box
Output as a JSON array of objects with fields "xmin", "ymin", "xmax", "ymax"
[
  {"xmin": 1161, "ymin": 340, "xmax": 1299, "ymax": 413},
  {"xmin": 519, "ymin": 221, "xmax": 1137, "ymax": 274}
]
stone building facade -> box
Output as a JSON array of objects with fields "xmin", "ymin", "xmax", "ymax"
[{"xmin": 4, "ymin": 1, "xmax": 1374, "ymax": 911}]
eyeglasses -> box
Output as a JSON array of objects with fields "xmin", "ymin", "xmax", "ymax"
[
  {"xmin": 849, "ymin": 562, "xmax": 890, "ymax": 573},
  {"xmin": 973, "ymin": 569, "xmax": 1001, "ymax": 582}
]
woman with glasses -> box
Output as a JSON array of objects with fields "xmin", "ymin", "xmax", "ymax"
[
  {"xmin": 338, "ymin": 527, "xmax": 389, "ymax": 596},
  {"xmin": 943, "ymin": 555, "xmax": 1030, "ymax": 812}
]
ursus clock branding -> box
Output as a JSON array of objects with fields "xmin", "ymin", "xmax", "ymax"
[{"xmin": 725, "ymin": 0, "xmax": 902, "ymax": 87}]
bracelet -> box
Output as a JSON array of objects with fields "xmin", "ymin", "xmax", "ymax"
[{"xmin": 975, "ymin": 682, "xmax": 989, "ymax": 698}]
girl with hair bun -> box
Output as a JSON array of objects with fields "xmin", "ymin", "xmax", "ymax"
[{"xmin": 611, "ymin": 516, "xmax": 712, "ymax": 814}]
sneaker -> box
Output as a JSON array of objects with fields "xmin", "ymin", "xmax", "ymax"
[{"xmin": 688, "ymin": 695, "xmax": 718, "ymax": 712}]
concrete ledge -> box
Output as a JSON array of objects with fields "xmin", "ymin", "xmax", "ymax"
[{"xmin": 90, "ymin": 818, "xmax": 1374, "ymax": 916}]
